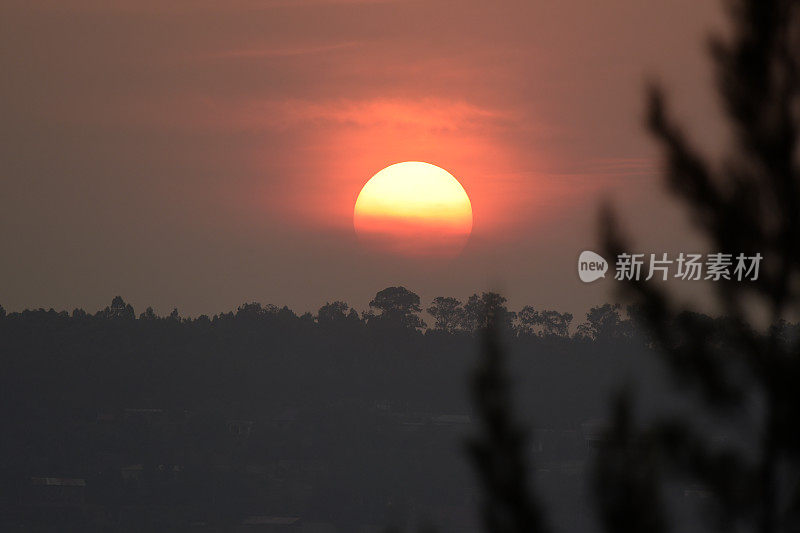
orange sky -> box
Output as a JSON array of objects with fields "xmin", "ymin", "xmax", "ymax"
[{"xmin": 0, "ymin": 0, "xmax": 726, "ymax": 316}]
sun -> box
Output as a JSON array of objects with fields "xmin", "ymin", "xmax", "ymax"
[{"xmin": 353, "ymin": 161, "xmax": 473, "ymax": 258}]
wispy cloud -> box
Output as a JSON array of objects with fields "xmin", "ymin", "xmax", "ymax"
[
  {"xmin": 207, "ymin": 41, "xmax": 362, "ymax": 60},
  {"xmin": 270, "ymin": 97, "xmax": 509, "ymax": 131},
  {"xmin": 5, "ymin": 0, "xmax": 402, "ymax": 13}
]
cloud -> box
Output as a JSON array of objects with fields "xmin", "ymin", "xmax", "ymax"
[
  {"xmin": 270, "ymin": 98, "xmax": 508, "ymax": 131},
  {"xmin": 4, "ymin": 0, "xmax": 402, "ymax": 13},
  {"xmin": 206, "ymin": 42, "xmax": 363, "ymax": 60}
]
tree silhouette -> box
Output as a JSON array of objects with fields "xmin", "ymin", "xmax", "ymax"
[
  {"xmin": 464, "ymin": 293, "xmax": 516, "ymax": 333},
  {"xmin": 517, "ymin": 307, "xmax": 573, "ymax": 338},
  {"xmin": 139, "ymin": 306, "xmax": 158, "ymax": 320},
  {"xmin": 101, "ymin": 296, "xmax": 135, "ymax": 320},
  {"xmin": 576, "ymin": 304, "xmax": 627, "ymax": 341},
  {"xmin": 597, "ymin": 1, "xmax": 800, "ymax": 532},
  {"xmin": 317, "ymin": 301, "xmax": 351, "ymax": 324},
  {"xmin": 368, "ymin": 286, "xmax": 426, "ymax": 330},
  {"xmin": 235, "ymin": 302, "xmax": 278, "ymax": 319},
  {"xmin": 426, "ymin": 296, "xmax": 465, "ymax": 333}
]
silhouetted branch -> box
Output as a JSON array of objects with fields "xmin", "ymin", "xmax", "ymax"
[{"xmin": 467, "ymin": 320, "xmax": 547, "ymax": 533}]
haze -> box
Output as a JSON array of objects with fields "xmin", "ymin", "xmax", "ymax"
[{"xmin": 0, "ymin": 0, "xmax": 725, "ymax": 316}]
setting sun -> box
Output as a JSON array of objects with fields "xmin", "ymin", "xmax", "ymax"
[{"xmin": 353, "ymin": 162, "xmax": 473, "ymax": 258}]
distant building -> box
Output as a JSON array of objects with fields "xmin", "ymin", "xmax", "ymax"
[
  {"xmin": 399, "ymin": 412, "xmax": 472, "ymax": 429},
  {"xmin": 581, "ymin": 419, "xmax": 608, "ymax": 450},
  {"xmin": 430, "ymin": 414, "xmax": 471, "ymax": 426},
  {"xmin": 228, "ymin": 419, "xmax": 254, "ymax": 437},
  {"xmin": 120, "ymin": 464, "xmax": 144, "ymax": 483},
  {"xmin": 26, "ymin": 477, "xmax": 86, "ymax": 506},
  {"xmin": 240, "ymin": 516, "xmax": 301, "ymax": 531},
  {"xmin": 124, "ymin": 408, "xmax": 165, "ymax": 421}
]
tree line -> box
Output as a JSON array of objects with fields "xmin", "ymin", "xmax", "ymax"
[{"xmin": 0, "ymin": 289, "xmax": 651, "ymax": 342}]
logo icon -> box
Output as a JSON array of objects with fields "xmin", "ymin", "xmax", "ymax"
[{"xmin": 578, "ymin": 251, "xmax": 608, "ymax": 283}]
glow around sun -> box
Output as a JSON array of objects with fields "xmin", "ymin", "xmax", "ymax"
[{"xmin": 353, "ymin": 162, "xmax": 473, "ymax": 257}]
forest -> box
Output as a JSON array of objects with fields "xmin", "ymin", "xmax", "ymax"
[{"xmin": 0, "ymin": 290, "xmax": 790, "ymax": 532}]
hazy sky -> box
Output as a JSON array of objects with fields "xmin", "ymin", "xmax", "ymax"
[{"xmin": 1, "ymin": 0, "xmax": 728, "ymax": 317}]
